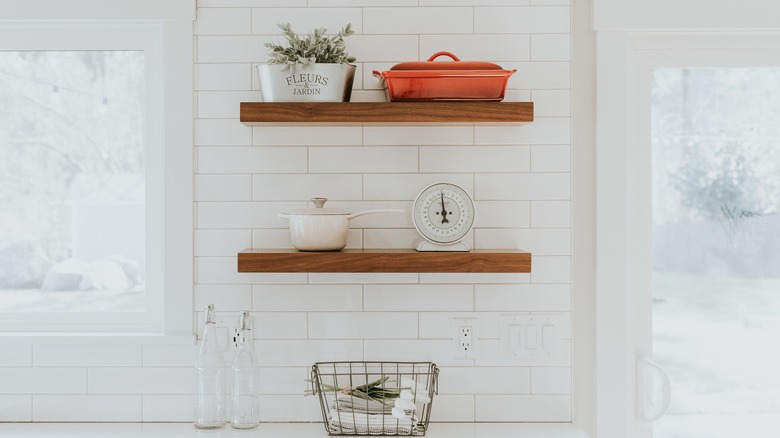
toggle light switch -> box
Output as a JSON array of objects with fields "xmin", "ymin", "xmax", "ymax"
[
  {"xmin": 525, "ymin": 324, "xmax": 539, "ymax": 349},
  {"xmin": 542, "ymin": 324, "xmax": 556, "ymax": 350},
  {"xmin": 499, "ymin": 313, "xmax": 566, "ymax": 360}
]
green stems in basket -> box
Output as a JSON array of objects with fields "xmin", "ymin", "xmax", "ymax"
[{"xmin": 306, "ymin": 376, "xmax": 405, "ymax": 405}]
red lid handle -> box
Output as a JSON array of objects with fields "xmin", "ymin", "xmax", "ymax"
[{"xmin": 426, "ymin": 51, "xmax": 461, "ymax": 62}]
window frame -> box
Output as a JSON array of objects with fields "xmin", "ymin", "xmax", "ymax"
[
  {"xmin": 0, "ymin": 0, "xmax": 194, "ymax": 336},
  {"xmin": 595, "ymin": 31, "xmax": 780, "ymax": 438}
]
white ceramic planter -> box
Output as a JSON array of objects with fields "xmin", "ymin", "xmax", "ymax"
[{"xmin": 256, "ymin": 63, "xmax": 356, "ymax": 102}]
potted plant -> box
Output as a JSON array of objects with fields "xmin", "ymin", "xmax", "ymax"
[{"xmin": 257, "ymin": 23, "xmax": 357, "ymax": 102}]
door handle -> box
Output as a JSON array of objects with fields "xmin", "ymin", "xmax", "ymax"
[{"xmin": 636, "ymin": 357, "xmax": 671, "ymax": 422}]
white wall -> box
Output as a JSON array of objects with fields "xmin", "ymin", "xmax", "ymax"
[
  {"xmin": 0, "ymin": 0, "xmax": 574, "ymax": 422},
  {"xmin": 593, "ymin": 0, "xmax": 780, "ymax": 29}
]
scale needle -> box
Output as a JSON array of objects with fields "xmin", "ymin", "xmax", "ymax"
[{"xmin": 440, "ymin": 192, "xmax": 449, "ymax": 224}]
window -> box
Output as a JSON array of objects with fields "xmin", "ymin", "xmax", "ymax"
[
  {"xmin": 651, "ymin": 66, "xmax": 780, "ymax": 437},
  {"xmin": 0, "ymin": 2, "xmax": 194, "ymax": 334},
  {"xmin": 0, "ymin": 49, "xmax": 147, "ymax": 314},
  {"xmin": 595, "ymin": 32, "xmax": 780, "ymax": 438}
]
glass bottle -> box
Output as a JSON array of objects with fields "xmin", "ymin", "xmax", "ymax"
[
  {"xmin": 194, "ymin": 304, "xmax": 226, "ymax": 429},
  {"xmin": 231, "ymin": 310, "xmax": 260, "ymax": 429}
]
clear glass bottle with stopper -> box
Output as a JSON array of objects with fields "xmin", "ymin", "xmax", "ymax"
[
  {"xmin": 231, "ymin": 311, "xmax": 260, "ymax": 428},
  {"xmin": 194, "ymin": 304, "xmax": 226, "ymax": 429},
  {"xmin": 231, "ymin": 310, "xmax": 260, "ymax": 429}
]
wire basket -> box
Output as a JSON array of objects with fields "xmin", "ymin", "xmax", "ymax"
[{"xmin": 310, "ymin": 361, "xmax": 439, "ymax": 436}]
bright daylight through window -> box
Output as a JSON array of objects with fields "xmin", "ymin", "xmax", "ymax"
[
  {"xmin": 651, "ymin": 67, "xmax": 780, "ymax": 437},
  {"xmin": 0, "ymin": 50, "xmax": 146, "ymax": 314}
]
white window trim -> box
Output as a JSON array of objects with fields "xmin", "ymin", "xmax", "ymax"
[
  {"xmin": 571, "ymin": 0, "xmax": 596, "ymax": 436},
  {"xmin": 0, "ymin": 0, "xmax": 194, "ymax": 338}
]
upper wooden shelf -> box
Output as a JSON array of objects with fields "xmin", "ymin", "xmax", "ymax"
[
  {"xmin": 239, "ymin": 102, "xmax": 534, "ymax": 124},
  {"xmin": 237, "ymin": 249, "xmax": 531, "ymax": 273}
]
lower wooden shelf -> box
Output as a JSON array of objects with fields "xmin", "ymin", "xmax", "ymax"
[{"xmin": 237, "ymin": 249, "xmax": 531, "ymax": 273}]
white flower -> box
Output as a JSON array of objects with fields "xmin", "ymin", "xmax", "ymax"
[
  {"xmin": 400, "ymin": 377, "xmax": 417, "ymax": 389},
  {"xmin": 394, "ymin": 398, "xmax": 415, "ymax": 411},
  {"xmin": 391, "ymin": 407, "xmax": 411, "ymax": 420},
  {"xmin": 400, "ymin": 378, "xmax": 431, "ymax": 403},
  {"xmin": 413, "ymin": 392, "xmax": 431, "ymax": 404}
]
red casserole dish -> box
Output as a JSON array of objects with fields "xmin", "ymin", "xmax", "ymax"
[{"xmin": 373, "ymin": 52, "xmax": 516, "ymax": 102}]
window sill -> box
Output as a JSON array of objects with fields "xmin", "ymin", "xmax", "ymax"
[{"xmin": 0, "ymin": 333, "xmax": 195, "ymax": 345}]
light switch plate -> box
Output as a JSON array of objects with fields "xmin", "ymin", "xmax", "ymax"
[{"xmin": 499, "ymin": 313, "xmax": 564, "ymax": 360}]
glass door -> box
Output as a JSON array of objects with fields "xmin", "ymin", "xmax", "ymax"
[{"xmin": 649, "ymin": 66, "xmax": 780, "ymax": 437}]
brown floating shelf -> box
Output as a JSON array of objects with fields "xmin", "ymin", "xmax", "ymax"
[
  {"xmin": 237, "ymin": 249, "xmax": 531, "ymax": 273},
  {"xmin": 239, "ymin": 102, "xmax": 534, "ymax": 123}
]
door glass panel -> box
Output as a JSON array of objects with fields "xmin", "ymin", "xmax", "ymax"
[
  {"xmin": 0, "ymin": 50, "xmax": 145, "ymax": 312},
  {"xmin": 651, "ymin": 68, "xmax": 780, "ymax": 437}
]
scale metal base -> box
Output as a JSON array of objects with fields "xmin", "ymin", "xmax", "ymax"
[{"xmin": 414, "ymin": 239, "xmax": 470, "ymax": 252}]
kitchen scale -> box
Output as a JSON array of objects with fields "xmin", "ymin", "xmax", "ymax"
[{"xmin": 412, "ymin": 182, "xmax": 475, "ymax": 252}]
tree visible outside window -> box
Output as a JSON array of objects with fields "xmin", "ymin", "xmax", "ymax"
[
  {"xmin": 0, "ymin": 50, "xmax": 146, "ymax": 312},
  {"xmin": 652, "ymin": 68, "xmax": 780, "ymax": 437}
]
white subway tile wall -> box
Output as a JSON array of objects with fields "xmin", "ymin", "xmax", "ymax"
[
  {"xmin": 0, "ymin": 346, "xmax": 32, "ymax": 367},
  {"xmin": 2, "ymin": 2, "xmax": 572, "ymax": 423},
  {"xmin": 32, "ymin": 346, "xmax": 142, "ymax": 367},
  {"xmin": 142, "ymin": 395, "xmax": 194, "ymax": 422},
  {"xmin": 0, "ymin": 395, "xmax": 32, "ymax": 421},
  {"xmin": 33, "ymin": 395, "xmax": 143, "ymax": 422}
]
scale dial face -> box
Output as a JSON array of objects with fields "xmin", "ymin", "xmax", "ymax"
[{"xmin": 412, "ymin": 183, "xmax": 475, "ymax": 245}]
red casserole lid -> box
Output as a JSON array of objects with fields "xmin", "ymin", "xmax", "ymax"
[
  {"xmin": 388, "ymin": 51, "xmax": 504, "ymax": 71},
  {"xmin": 372, "ymin": 52, "xmax": 516, "ymax": 101}
]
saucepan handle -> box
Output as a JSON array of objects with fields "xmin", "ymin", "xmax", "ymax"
[{"xmin": 346, "ymin": 209, "xmax": 404, "ymax": 220}]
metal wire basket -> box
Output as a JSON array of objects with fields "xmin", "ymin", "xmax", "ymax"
[{"xmin": 310, "ymin": 361, "xmax": 439, "ymax": 436}]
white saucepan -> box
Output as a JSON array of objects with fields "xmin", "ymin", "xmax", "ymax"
[{"xmin": 279, "ymin": 198, "xmax": 404, "ymax": 251}]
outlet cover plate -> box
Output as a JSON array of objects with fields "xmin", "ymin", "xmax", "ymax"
[{"xmin": 453, "ymin": 317, "xmax": 478, "ymax": 360}]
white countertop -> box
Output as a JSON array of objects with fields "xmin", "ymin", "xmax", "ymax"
[{"xmin": 0, "ymin": 423, "xmax": 589, "ymax": 438}]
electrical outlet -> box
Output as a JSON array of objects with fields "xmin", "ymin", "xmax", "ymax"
[
  {"xmin": 202, "ymin": 310, "xmax": 245, "ymax": 354},
  {"xmin": 453, "ymin": 317, "xmax": 478, "ymax": 359},
  {"xmin": 230, "ymin": 326, "xmax": 246, "ymax": 349},
  {"xmin": 459, "ymin": 326, "xmax": 473, "ymax": 352}
]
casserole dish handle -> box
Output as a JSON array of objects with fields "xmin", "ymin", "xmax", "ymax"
[
  {"xmin": 427, "ymin": 51, "xmax": 460, "ymax": 62},
  {"xmin": 372, "ymin": 52, "xmax": 463, "ymax": 78}
]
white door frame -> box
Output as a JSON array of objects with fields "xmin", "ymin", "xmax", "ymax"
[{"xmin": 594, "ymin": 31, "xmax": 780, "ymax": 438}]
